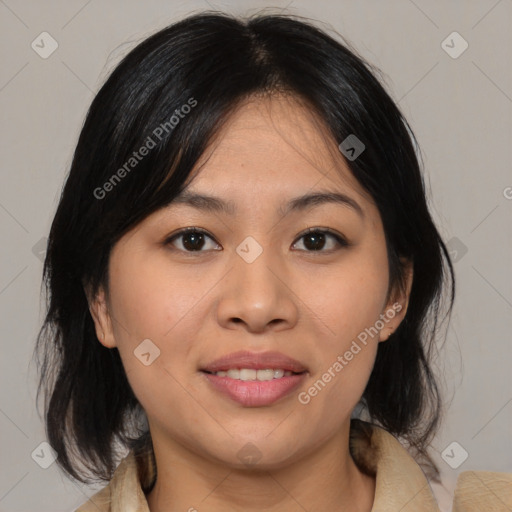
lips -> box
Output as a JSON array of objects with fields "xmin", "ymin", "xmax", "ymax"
[
  {"xmin": 200, "ymin": 350, "xmax": 308, "ymax": 407},
  {"xmin": 200, "ymin": 350, "xmax": 308, "ymax": 374},
  {"xmin": 203, "ymin": 372, "xmax": 306, "ymax": 407}
]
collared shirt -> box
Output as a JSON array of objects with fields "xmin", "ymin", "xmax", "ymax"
[{"xmin": 75, "ymin": 421, "xmax": 512, "ymax": 512}]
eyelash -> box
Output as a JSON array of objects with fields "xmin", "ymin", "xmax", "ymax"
[{"xmin": 164, "ymin": 226, "xmax": 349, "ymax": 255}]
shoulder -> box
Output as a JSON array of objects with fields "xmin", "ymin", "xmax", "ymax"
[
  {"xmin": 74, "ymin": 449, "xmax": 153, "ymax": 512},
  {"xmin": 452, "ymin": 470, "xmax": 512, "ymax": 512},
  {"xmin": 74, "ymin": 484, "xmax": 111, "ymax": 512},
  {"xmin": 350, "ymin": 419, "xmax": 441, "ymax": 511}
]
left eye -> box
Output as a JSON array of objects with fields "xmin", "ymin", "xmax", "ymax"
[{"xmin": 292, "ymin": 228, "xmax": 348, "ymax": 252}]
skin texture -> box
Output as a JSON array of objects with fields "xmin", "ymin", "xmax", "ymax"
[{"xmin": 88, "ymin": 94, "xmax": 412, "ymax": 512}]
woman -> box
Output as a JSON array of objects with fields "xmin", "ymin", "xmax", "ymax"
[{"xmin": 34, "ymin": 11, "xmax": 511, "ymax": 512}]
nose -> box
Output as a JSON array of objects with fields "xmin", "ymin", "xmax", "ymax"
[{"xmin": 215, "ymin": 245, "xmax": 299, "ymax": 334}]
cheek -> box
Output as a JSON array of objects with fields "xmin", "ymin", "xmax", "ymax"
[
  {"xmin": 106, "ymin": 253, "xmax": 205, "ymax": 399},
  {"xmin": 108, "ymin": 250, "xmax": 204, "ymax": 342},
  {"xmin": 295, "ymin": 249, "xmax": 388, "ymax": 421},
  {"xmin": 304, "ymin": 251, "xmax": 389, "ymax": 344}
]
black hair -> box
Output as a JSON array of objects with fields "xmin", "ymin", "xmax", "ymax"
[{"xmin": 34, "ymin": 10, "xmax": 454, "ymax": 485}]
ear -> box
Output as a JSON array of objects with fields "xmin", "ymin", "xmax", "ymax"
[
  {"xmin": 84, "ymin": 284, "xmax": 117, "ymax": 348},
  {"xmin": 378, "ymin": 259, "xmax": 413, "ymax": 342}
]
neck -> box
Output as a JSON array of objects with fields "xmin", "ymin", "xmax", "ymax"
[{"xmin": 146, "ymin": 424, "xmax": 375, "ymax": 512}]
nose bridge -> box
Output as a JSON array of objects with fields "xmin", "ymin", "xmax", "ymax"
[{"xmin": 233, "ymin": 233, "xmax": 282, "ymax": 302}]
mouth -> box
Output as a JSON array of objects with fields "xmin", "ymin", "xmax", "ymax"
[{"xmin": 200, "ymin": 351, "xmax": 308, "ymax": 407}]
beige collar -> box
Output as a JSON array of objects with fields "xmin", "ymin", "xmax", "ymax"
[{"xmin": 77, "ymin": 421, "xmax": 441, "ymax": 512}]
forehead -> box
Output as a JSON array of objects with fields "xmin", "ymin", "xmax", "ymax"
[{"xmin": 183, "ymin": 94, "xmax": 370, "ymax": 204}]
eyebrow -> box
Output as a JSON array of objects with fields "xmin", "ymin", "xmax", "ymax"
[{"xmin": 171, "ymin": 189, "xmax": 364, "ymax": 219}]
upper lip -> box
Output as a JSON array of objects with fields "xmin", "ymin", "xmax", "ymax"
[{"xmin": 201, "ymin": 350, "xmax": 308, "ymax": 373}]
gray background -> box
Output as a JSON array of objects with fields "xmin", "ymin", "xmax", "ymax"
[{"xmin": 1, "ymin": 1, "xmax": 511, "ymax": 511}]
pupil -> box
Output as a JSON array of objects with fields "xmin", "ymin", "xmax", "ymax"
[
  {"xmin": 183, "ymin": 232, "xmax": 204, "ymax": 251},
  {"xmin": 304, "ymin": 232, "xmax": 325, "ymax": 251}
]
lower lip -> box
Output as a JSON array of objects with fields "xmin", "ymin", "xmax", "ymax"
[{"xmin": 202, "ymin": 372, "xmax": 307, "ymax": 407}]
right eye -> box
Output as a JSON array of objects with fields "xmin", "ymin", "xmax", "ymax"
[{"xmin": 164, "ymin": 227, "xmax": 221, "ymax": 253}]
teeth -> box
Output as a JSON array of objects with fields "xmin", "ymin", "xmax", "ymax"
[
  {"xmin": 257, "ymin": 369, "xmax": 274, "ymax": 381},
  {"xmin": 213, "ymin": 368, "xmax": 295, "ymax": 380},
  {"xmin": 227, "ymin": 369, "xmax": 240, "ymax": 379},
  {"xmin": 239, "ymin": 369, "xmax": 257, "ymax": 381}
]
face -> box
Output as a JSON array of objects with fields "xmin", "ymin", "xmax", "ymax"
[{"xmin": 89, "ymin": 94, "xmax": 410, "ymax": 470}]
